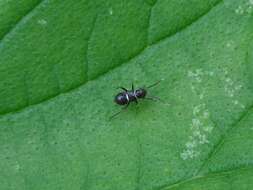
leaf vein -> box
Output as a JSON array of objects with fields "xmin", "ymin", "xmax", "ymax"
[
  {"xmin": 195, "ymin": 103, "xmax": 253, "ymax": 175},
  {"xmin": 156, "ymin": 166, "xmax": 253, "ymax": 190},
  {"xmin": 0, "ymin": 0, "xmax": 223, "ymax": 116},
  {"xmin": 85, "ymin": 14, "xmax": 98, "ymax": 81},
  {"xmin": 0, "ymin": 0, "xmax": 44, "ymax": 43},
  {"xmin": 135, "ymin": 128, "xmax": 143, "ymax": 190}
]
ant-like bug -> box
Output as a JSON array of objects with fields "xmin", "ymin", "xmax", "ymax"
[{"xmin": 110, "ymin": 80, "xmax": 162, "ymax": 119}]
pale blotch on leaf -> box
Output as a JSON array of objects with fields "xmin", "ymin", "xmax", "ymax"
[
  {"xmin": 186, "ymin": 141, "xmax": 197, "ymax": 149},
  {"xmin": 187, "ymin": 69, "xmax": 203, "ymax": 83},
  {"xmin": 199, "ymin": 94, "xmax": 204, "ymax": 100},
  {"xmin": 37, "ymin": 19, "xmax": 47, "ymax": 26},
  {"xmin": 193, "ymin": 105, "xmax": 201, "ymax": 115},
  {"xmin": 223, "ymin": 68, "xmax": 245, "ymax": 108},
  {"xmin": 14, "ymin": 161, "xmax": 20, "ymax": 171},
  {"xmin": 233, "ymin": 100, "xmax": 239, "ymax": 105},
  {"xmin": 180, "ymin": 149, "xmax": 200, "ymax": 160},
  {"xmin": 226, "ymin": 42, "xmax": 232, "ymax": 48},
  {"xmin": 226, "ymin": 40, "xmax": 236, "ymax": 49},
  {"xmin": 203, "ymin": 111, "xmax": 209, "ymax": 119},
  {"xmin": 180, "ymin": 104, "xmax": 213, "ymax": 160},
  {"xmin": 188, "ymin": 69, "xmax": 214, "ymax": 100},
  {"xmin": 208, "ymin": 71, "xmax": 214, "ymax": 76},
  {"xmin": 191, "ymin": 85, "xmax": 195, "ymax": 92},
  {"xmin": 203, "ymin": 125, "xmax": 214, "ymax": 133},
  {"xmin": 233, "ymin": 100, "xmax": 245, "ymax": 108},
  {"xmin": 234, "ymin": 0, "xmax": 253, "ymax": 15},
  {"xmin": 235, "ymin": 5, "xmax": 244, "ymax": 14},
  {"xmin": 109, "ymin": 8, "xmax": 113, "ymax": 15},
  {"xmin": 246, "ymin": 0, "xmax": 253, "ymax": 13}
]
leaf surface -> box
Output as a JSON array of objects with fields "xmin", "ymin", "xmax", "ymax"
[{"xmin": 0, "ymin": 0, "xmax": 253, "ymax": 189}]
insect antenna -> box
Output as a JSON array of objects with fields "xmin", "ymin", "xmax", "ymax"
[
  {"xmin": 145, "ymin": 95, "xmax": 163, "ymax": 102},
  {"xmin": 145, "ymin": 96, "xmax": 170, "ymax": 106},
  {"xmin": 147, "ymin": 80, "xmax": 162, "ymax": 89}
]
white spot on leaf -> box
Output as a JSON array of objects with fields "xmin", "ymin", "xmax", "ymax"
[
  {"xmin": 203, "ymin": 111, "xmax": 209, "ymax": 119},
  {"xmin": 38, "ymin": 19, "xmax": 47, "ymax": 26},
  {"xmin": 109, "ymin": 8, "xmax": 113, "ymax": 15},
  {"xmin": 187, "ymin": 69, "xmax": 203, "ymax": 83},
  {"xmin": 235, "ymin": 5, "xmax": 244, "ymax": 14},
  {"xmin": 223, "ymin": 68, "xmax": 245, "ymax": 109},
  {"xmin": 181, "ymin": 104, "xmax": 213, "ymax": 160},
  {"xmin": 233, "ymin": 0, "xmax": 253, "ymax": 15},
  {"xmin": 199, "ymin": 93, "xmax": 204, "ymax": 100}
]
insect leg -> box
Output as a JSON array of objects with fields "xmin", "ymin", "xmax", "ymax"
[
  {"xmin": 117, "ymin": 87, "xmax": 128, "ymax": 92},
  {"xmin": 134, "ymin": 98, "xmax": 138, "ymax": 104},
  {"xmin": 109, "ymin": 103, "xmax": 129, "ymax": 120},
  {"xmin": 147, "ymin": 80, "xmax": 161, "ymax": 89},
  {"xmin": 131, "ymin": 83, "xmax": 138, "ymax": 104}
]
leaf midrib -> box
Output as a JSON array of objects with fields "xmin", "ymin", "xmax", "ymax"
[
  {"xmin": 195, "ymin": 104, "xmax": 253, "ymax": 175},
  {"xmin": 0, "ymin": 0, "xmax": 44, "ymax": 43},
  {"xmin": 152, "ymin": 104, "xmax": 253, "ymax": 190},
  {"xmin": 0, "ymin": 0, "xmax": 223, "ymax": 116},
  {"xmin": 158, "ymin": 166, "xmax": 253, "ymax": 190}
]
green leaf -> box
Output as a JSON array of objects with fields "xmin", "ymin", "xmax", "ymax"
[{"xmin": 1, "ymin": 0, "xmax": 253, "ymax": 189}]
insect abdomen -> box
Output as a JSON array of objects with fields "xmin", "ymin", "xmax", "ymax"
[{"xmin": 115, "ymin": 93, "xmax": 129, "ymax": 105}]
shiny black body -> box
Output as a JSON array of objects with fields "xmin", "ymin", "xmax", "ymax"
[
  {"xmin": 114, "ymin": 85, "xmax": 147, "ymax": 105},
  {"xmin": 110, "ymin": 81, "xmax": 161, "ymax": 119}
]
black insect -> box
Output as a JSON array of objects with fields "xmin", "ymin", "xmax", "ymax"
[{"xmin": 110, "ymin": 81, "xmax": 162, "ymax": 119}]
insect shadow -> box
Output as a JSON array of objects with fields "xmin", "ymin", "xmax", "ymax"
[{"xmin": 110, "ymin": 80, "xmax": 165, "ymax": 120}]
